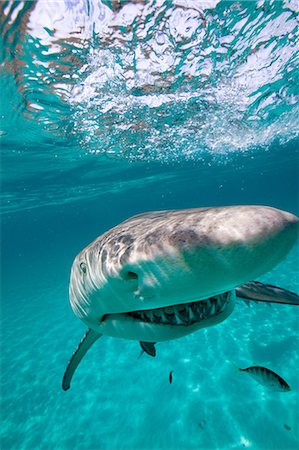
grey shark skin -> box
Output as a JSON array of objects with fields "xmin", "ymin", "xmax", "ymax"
[{"xmin": 63, "ymin": 205, "xmax": 299, "ymax": 390}]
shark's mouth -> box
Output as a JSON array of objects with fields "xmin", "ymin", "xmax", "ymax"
[
  {"xmin": 98, "ymin": 291, "xmax": 234, "ymax": 341},
  {"xmin": 121, "ymin": 292, "xmax": 231, "ymax": 326}
]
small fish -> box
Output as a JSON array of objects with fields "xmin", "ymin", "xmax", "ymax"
[
  {"xmin": 233, "ymin": 363, "xmax": 291, "ymax": 392},
  {"xmin": 284, "ymin": 424, "xmax": 291, "ymax": 431},
  {"xmin": 169, "ymin": 370, "xmax": 173, "ymax": 384},
  {"xmin": 198, "ymin": 419, "xmax": 207, "ymax": 429},
  {"xmin": 138, "ymin": 341, "xmax": 156, "ymax": 358}
]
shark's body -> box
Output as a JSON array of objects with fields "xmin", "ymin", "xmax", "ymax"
[{"xmin": 63, "ymin": 205, "xmax": 299, "ymax": 390}]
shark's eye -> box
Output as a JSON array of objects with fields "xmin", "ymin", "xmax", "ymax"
[{"xmin": 80, "ymin": 262, "xmax": 87, "ymax": 274}]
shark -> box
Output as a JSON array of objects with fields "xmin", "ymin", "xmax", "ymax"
[{"xmin": 62, "ymin": 205, "xmax": 299, "ymax": 390}]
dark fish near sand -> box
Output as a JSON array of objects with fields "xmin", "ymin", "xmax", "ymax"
[{"xmin": 235, "ymin": 364, "xmax": 291, "ymax": 392}]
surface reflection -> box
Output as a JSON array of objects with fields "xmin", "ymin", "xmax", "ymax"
[{"xmin": 1, "ymin": 0, "xmax": 298, "ymax": 159}]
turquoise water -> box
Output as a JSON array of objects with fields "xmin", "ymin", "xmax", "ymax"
[{"xmin": 1, "ymin": 1, "xmax": 299, "ymax": 449}]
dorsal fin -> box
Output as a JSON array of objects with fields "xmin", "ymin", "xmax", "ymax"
[{"xmin": 62, "ymin": 328, "xmax": 102, "ymax": 391}]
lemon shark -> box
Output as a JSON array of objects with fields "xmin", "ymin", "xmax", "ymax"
[{"xmin": 62, "ymin": 205, "xmax": 299, "ymax": 390}]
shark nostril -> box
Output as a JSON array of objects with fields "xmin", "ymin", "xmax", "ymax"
[{"xmin": 127, "ymin": 271, "xmax": 138, "ymax": 280}]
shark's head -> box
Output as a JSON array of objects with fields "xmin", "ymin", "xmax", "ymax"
[{"xmin": 69, "ymin": 206, "xmax": 298, "ymax": 342}]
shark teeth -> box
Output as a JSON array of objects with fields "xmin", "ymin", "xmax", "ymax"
[{"xmin": 128, "ymin": 292, "xmax": 231, "ymax": 326}]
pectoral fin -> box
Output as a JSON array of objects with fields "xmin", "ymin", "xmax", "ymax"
[
  {"xmin": 139, "ymin": 341, "xmax": 156, "ymax": 358},
  {"xmin": 236, "ymin": 281, "xmax": 299, "ymax": 306},
  {"xmin": 62, "ymin": 328, "xmax": 102, "ymax": 391}
]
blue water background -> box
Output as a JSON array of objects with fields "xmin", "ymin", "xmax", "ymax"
[
  {"xmin": 1, "ymin": 141, "xmax": 299, "ymax": 450},
  {"xmin": 1, "ymin": 0, "xmax": 299, "ymax": 449}
]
